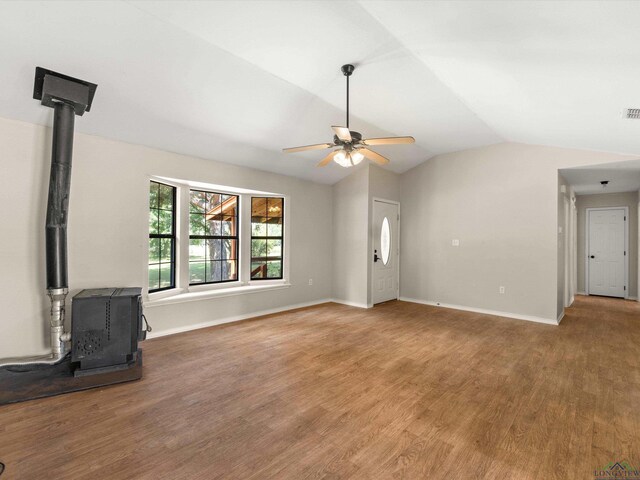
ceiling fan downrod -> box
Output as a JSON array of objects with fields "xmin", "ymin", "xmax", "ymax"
[{"xmin": 342, "ymin": 64, "xmax": 354, "ymax": 129}]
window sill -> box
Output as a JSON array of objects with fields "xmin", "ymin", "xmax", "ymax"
[{"xmin": 144, "ymin": 282, "xmax": 291, "ymax": 308}]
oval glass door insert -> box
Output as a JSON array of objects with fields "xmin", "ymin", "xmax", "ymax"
[{"xmin": 381, "ymin": 217, "xmax": 391, "ymax": 265}]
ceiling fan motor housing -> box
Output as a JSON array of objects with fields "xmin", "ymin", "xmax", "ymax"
[{"xmin": 334, "ymin": 130, "xmax": 362, "ymax": 146}]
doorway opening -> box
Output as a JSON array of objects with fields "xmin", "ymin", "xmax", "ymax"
[{"xmin": 558, "ymin": 162, "xmax": 640, "ymax": 316}]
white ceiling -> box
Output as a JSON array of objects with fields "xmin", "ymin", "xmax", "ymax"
[
  {"xmin": 561, "ymin": 159, "xmax": 640, "ymax": 195},
  {"xmin": 1, "ymin": 1, "xmax": 640, "ymax": 184}
]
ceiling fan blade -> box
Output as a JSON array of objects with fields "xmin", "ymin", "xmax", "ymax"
[
  {"xmin": 332, "ymin": 126, "xmax": 352, "ymax": 142},
  {"xmin": 317, "ymin": 150, "xmax": 338, "ymax": 167},
  {"xmin": 362, "ymin": 136, "xmax": 415, "ymax": 146},
  {"xmin": 361, "ymin": 148, "xmax": 390, "ymax": 165},
  {"xmin": 283, "ymin": 143, "xmax": 333, "ymax": 154}
]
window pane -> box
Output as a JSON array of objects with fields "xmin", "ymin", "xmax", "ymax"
[
  {"xmin": 206, "ymin": 239, "xmax": 222, "ymax": 260},
  {"xmin": 149, "ymin": 210, "xmax": 159, "ymax": 235},
  {"xmin": 149, "ymin": 182, "xmax": 159, "ymax": 209},
  {"xmin": 158, "ymin": 210, "xmax": 173, "ymax": 235},
  {"xmin": 221, "ymin": 216, "xmax": 236, "ymax": 236},
  {"xmin": 189, "ymin": 239, "xmax": 205, "ymax": 261},
  {"xmin": 190, "ymin": 191, "xmax": 206, "ymax": 213},
  {"xmin": 251, "ymin": 197, "xmax": 267, "ymax": 217},
  {"xmin": 252, "ymin": 217, "xmax": 267, "ymax": 236},
  {"xmin": 251, "ymin": 262, "xmax": 266, "ymax": 279},
  {"xmin": 222, "ymin": 239, "xmax": 236, "ymax": 260},
  {"xmin": 160, "ymin": 263, "xmax": 173, "ymax": 288},
  {"xmin": 148, "ymin": 264, "xmax": 160, "ymax": 290},
  {"xmin": 267, "ymin": 218, "xmax": 282, "ymax": 236},
  {"xmin": 221, "ymin": 260, "xmax": 237, "ymax": 281},
  {"xmin": 160, "ymin": 238, "xmax": 173, "ymax": 262},
  {"xmin": 158, "ymin": 184, "xmax": 173, "ymax": 211},
  {"xmin": 252, "ymin": 239, "xmax": 266, "ymax": 259},
  {"xmin": 208, "ymin": 193, "xmax": 223, "ymax": 215},
  {"xmin": 189, "ymin": 262, "xmax": 206, "ymax": 283},
  {"xmin": 381, "ymin": 217, "xmax": 391, "ymax": 266},
  {"xmin": 267, "ymin": 239, "xmax": 281, "ymax": 257},
  {"xmin": 266, "ymin": 260, "xmax": 282, "ymax": 278},
  {"xmin": 205, "ymin": 217, "xmax": 221, "ymax": 236},
  {"xmin": 190, "ymin": 213, "xmax": 205, "ymax": 235},
  {"xmin": 223, "ymin": 196, "xmax": 238, "ymax": 217},
  {"xmin": 149, "ymin": 238, "xmax": 160, "ymax": 263},
  {"xmin": 206, "ymin": 260, "xmax": 222, "ymax": 283},
  {"xmin": 267, "ymin": 198, "xmax": 283, "ymax": 217}
]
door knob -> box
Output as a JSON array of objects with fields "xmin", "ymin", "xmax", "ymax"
[{"xmin": 374, "ymin": 249, "xmax": 379, "ymax": 263}]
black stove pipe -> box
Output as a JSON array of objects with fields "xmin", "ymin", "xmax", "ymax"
[
  {"xmin": 32, "ymin": 67, "xmax": 97, "ymax": 359},
  {"xmin": 46, "ymin": 102, "xmax": 75, "ymax": 290},
  {"xmin": 0, "ymin": 68, "xmax": 96, "ymax": 364}
]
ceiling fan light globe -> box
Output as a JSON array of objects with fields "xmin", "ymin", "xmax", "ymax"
[
  {"xmin": 334, "ymin": 150, "xmax": 352, "ymax": 168},
  {"xmin": 351, "ymin": 150, "xmax": 364, "ymax": 165}
]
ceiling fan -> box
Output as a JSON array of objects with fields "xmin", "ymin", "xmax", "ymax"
[{"xmin": 282, "ymin": 64, "xmax": 415, "ymax": 168}]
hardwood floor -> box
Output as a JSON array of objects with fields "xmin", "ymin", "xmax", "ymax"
[{"xmin": 0, "ymin": 295, "xmax": 639, "ymax": 479}]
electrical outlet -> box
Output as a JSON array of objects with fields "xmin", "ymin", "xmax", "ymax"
[
  {"xmin": 452, "ymin": 239, "xmax": 460, "ymax": 247},
  {"xmin": 308, "ymin": 279, "xmax": 313, "ymax": 286},
  {"xmin": 499, "ymin": 286, "xmax": 505, "ymax": 294}
]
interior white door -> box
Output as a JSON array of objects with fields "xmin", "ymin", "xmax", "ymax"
[
  {"xmin": 373, "ymin": 200, "xmax": 399, "ymax": 304},
  {"xmin": 588, "ymin": 208, "xmax": 627, "ymax": 298}
]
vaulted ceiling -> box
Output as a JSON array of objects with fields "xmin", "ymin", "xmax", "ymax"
[{"xmin": 1, "ymin": 1, "xmax": 639, "ymax": 184}]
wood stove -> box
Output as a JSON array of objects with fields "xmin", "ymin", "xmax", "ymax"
[
  {"xmin": 0, "ymin": 67, "xmax": 146, "ymax": 405},
  {"xmin": 72, "ymin": 288, "xmax": 145, "ymax": 376}
]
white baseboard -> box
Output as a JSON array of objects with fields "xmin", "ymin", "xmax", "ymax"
[
  {"xmin": 148, "ymin": 294, "xmax": 560, "ymax": 340},
  {"xmin": 147, "ymin": 298, "xmax": 332, "ymax": 339},
  {"xmin": 575, "ymin": 292, "xmax": 637, "ymax": 301},
  {"xmin": 557, "ymin": 311, "xmax": 565, "ymax": 324},
  {"xmin": 330, "ymin": 298, "xmax": 371, "ymax": 309},
  {"xmin": 398, "ymin": 297, "xmax": 558, "ymax": 326}
]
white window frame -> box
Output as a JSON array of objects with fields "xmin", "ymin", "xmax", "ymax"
[{"xmin": 144, "ymin": 176, "xmax": 290, "ymax": 305}]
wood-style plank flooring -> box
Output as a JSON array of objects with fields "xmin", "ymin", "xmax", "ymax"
[{"xmin": 1, "ymin": 296, "xmax": 639, "ymax": 479}]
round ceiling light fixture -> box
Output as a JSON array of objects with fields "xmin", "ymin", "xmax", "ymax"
[{"xmin": 334, "ymin": 149, "xmax": 364, "ymax": 168}]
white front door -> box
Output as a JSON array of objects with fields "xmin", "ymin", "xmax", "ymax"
[
  {"xmin": 588, "ymin": 208, "xmax": 627, "ymax": 298},
  {"xmin": 373, "ymin": 200, "xmax": 399, "ymax": 304}
]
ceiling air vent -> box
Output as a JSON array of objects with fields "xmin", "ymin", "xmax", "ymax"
[{"xmin": 626, "ymin": 108, "xmax": 640, "ymax": 119}]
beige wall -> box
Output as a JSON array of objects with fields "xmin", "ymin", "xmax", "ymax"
[
  {"xmin": 0, "ymin": 116, "xmax": 333, "ymax": 357},
  {"xmin": 576, "ymin": 191, "xmax": 639, "ymax": 298},
  {"xmin": 332, "ymin": 164, "xmax": 370, "ymax": 307},
  {"xmin": 399, "ymin": 143, "xmax": 637, "ymax": 322}
]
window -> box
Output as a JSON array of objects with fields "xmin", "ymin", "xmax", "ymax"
[
  {"xmin": 147, "ymin": 179, "xmax": 288, "ymax": 298},
  {"xmin": 148, "ymin": 181, "xmax": 176, "ymax": 292},
  {"xmin": 251, "ymin": 197, "xmax": 284, "ymax": 279},
  {"xmin": 189, "ymin": 190, "xmax": 239, "ymax": 285},
  {"xmin": 381, "ymin": 216, "xmax": 391, "ymax": 265}
]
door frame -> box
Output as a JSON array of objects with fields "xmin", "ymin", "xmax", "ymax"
[
  {"xmin": 564, "ymin": 196, "xmax": 571, "ymax": 307},
  {"xmin": 371, "ymin": 198, "xmax": 400, "ymax": 305},
  {"xmin": 585, "ymin": 206, "xmax": 629, "ymax": 299}
]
